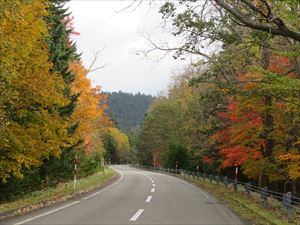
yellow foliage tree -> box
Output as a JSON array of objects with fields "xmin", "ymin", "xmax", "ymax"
[
  {"xmin": 0, "ymin": 0, "xmax": 69, "ymax": 181},
  {"xmin": 108, "ymin": 127, "xmax": 130, "ymax": 162}
]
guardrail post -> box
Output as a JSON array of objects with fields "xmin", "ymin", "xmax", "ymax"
[
  {"xmin": 261, "ymin": 187, "xmax": 269, "ymax": 208},
  {"xmin": 245, "ymin": 182, "xmax": 251, "ymax": 197},
  {"xmin": 215, "ymin": 175, "xmax": 219, "ymax": 185},
  {"xmin": 223, "ymin": 176, "xmax": 228, "ymax": 188},
  {"xmin": 233, "ymin": 179, "xmax": 238, "ymax": 192},
  {"xmin": 282, "ymin": 192, "xmax": 292, "ymax": 218}
]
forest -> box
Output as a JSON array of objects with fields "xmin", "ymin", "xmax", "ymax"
[
  {"xmin": 0, "ymin": 0, "xmax": 131, "ymax": 202},
  {"xmin": 0, "ymin": 0, "xmax": 300, "ymax": 205},
  {"xmin": 106, "ymin": 91, "xmax": 153, "ymax": 132},
  {"xmin": 136, "ymin": 0, "xmax": 300, "ymax": 196}
]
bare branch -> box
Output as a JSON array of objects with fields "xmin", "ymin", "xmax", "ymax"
[
  {"xmin": 87, "ymin": 48, "xmax": 106, "ymax": 73},
  {"xmin": 209, "ymin": 106, "xmax": 228, "ymax": 115},
  {"xmin": 240, "ymin": 0, "xmax": 269, "ymax": 19},
  {"xmin": 114, "ymin": 0, "xmax": 141, "ymax": 14},
  {"xmin": 214, "ymin": 0, "xmax": 300, "ymax": 41},
  {"xmin": 141, "ymin": 32, "xmax": 212, "ymax": 61}
]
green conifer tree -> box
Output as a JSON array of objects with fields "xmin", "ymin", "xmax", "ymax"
[{"xmin": 40, "ymin": 0, "xmax": 82, "ymax": 182}]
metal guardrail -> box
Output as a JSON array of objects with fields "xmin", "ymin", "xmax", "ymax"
[{"xmin": 134, "ymin": 165, "xmax": 300, "ymax": 218}]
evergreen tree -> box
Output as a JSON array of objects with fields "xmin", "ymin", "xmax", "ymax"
[
  {"xmin": 106, "ymin": 92, "xmax": 153, "ymax": 132},
  {"xmin": 46, "ymin": 0, "xmax": 80, "ymax": 118},
  {"xmin": 40, "ymin": 0, "xmax": 81, "ymax": 182},
  {"xmin": 102, "ymin": 133, "xmax": 118, "ymax": 164}
]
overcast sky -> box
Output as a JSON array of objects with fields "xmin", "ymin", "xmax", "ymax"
[{"xmin": 66, "ymin": 0, "xmax": 189, "ymax": 96}]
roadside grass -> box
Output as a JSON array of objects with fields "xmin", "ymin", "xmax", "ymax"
[
  {"xmin": 0, "ymin": 168, "xmax": 116, "ymax": 217},
  {"xmin": 179, "ymin": 174, "xmax": 299, "ymax": 225}
]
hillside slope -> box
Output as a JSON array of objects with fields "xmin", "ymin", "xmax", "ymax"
[{"xmin": 106, "ymin": 91, "xmax": 153, "ymax": 132}]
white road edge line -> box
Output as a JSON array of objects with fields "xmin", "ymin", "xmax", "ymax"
[
  {"xmin": 129, "ymin": 209, "xmax": 144, "ymax": 221},
  {"xmin": 14, "ymin": 201, "xmax": 80, "ymax": 225},
  {"xmin": 163, "ymin": 173, "xmax": 210, "ymax": 199},
  {"xmin": 151, "ymin": 188, "xmax": 155, "ymax": 192},
  {"xmin": 83, "ymin": 171, "xmax": 124, "ymax": 200},
  {"xmin": 145, "ymin": 195, "xmax": 152, "ymax": 203}
]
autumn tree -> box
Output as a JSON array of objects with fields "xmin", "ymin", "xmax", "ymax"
[
  {"xmin": 0, "ymin": 0, "xmax": 69, "ymax": 181},
  {"xmin": 70, "ymin": 62, "xmax": 109, "ymax": 153},
  {"xmin": 38, "ymin": 0, "xmax": 83, "ymax": 182},
  {"xmin": 137, "ymin": 97, "xmax": 182, "ymax": 166},
  {"xmin": 101, "ymin": 127, "xmax": 130, "ymax": 164}
]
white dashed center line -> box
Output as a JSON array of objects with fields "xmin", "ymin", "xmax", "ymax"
[
  {"xmin": 145, "ymin": 195, "xmax": 152, "ymax": 203},
  {"xmin": 129, "ymin": 209, "xmax": 144, "ymax": 221},
  {"xmin": 151, "ymin": 188, "xmax": 155, "ymax": 193},
  {"xmin": 151, "ymin": 180, "xmax": 154, "ymax": 183},
  {"xmin": 152, "ymin": 183, "xmax": 155, "ymax": 187}
]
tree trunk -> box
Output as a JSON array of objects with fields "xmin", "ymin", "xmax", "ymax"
[{"xmin": 294, "ymin": 56, "xmax": 300, "ymax": 79}]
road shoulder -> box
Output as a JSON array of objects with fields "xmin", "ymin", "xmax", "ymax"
[{"xmin": 0, "ymin": 168, "xmax": 119, "ymax": 221}]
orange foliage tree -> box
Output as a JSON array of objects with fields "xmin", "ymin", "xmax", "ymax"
[
  {"xmin": 70, "ymin": 62, "xmax": 110, "ymax": 154},
  {"xmin": 212, "ymin": 55, "xmax": 300, "ymax": 182}
]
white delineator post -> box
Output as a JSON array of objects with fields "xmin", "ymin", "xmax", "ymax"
[{"xmin": 74, "ymin": 156, "xmax": 78, "ymax": 189}]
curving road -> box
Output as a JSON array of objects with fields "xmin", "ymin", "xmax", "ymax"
[{"xmin": 3, "ymin": 165, "xmax": 245, "ymax": 225}]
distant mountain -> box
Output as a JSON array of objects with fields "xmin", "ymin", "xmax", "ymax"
[{"xmin": 106, "ymin": 91, "xmax": 154, "ymax": 132}]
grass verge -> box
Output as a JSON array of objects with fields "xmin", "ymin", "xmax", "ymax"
[
  {"xmin": 0, "ymin": 168, "xmax": 116, "ymax": 219},
  {"xmin": 179, "ymin": 174, "xmax": 299, "ymax": 225}
]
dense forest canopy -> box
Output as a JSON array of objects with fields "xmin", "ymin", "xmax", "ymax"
[
  {"xmin": 137, "ymin": 0, "xmax": 300, "ymax": 195},
  {"xmin": 0, "ymin": 0, "xmax": 300, "ymax": 204},
  {"xmin": 0, "ymin": 0, "xmax": 130, "ymax": 202},
  {"xmin": 106, "ymin": 91, "xmax": 154, "ymax": 132}
]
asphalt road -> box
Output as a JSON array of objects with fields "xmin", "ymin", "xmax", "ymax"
[{"xmin": 3, "ymin": 165, "xmax": 245, "ymax": 225}]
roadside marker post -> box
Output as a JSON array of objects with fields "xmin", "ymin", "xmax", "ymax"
[{"xmin": 73, "ymin": 156, "xmax": 78, "ymax": 190}]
